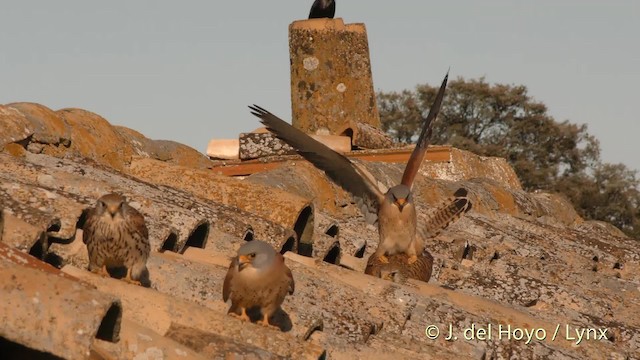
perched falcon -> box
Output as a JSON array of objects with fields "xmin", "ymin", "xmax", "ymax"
[
  {"xmin": 309, "ymin": 0, "xmax": 335, "ymax": 19},
  {"xmin": 249, "ymin": 71, "xmax": 450, "ymax": 265},
  {"xmin": 365, "ymin": 251, "xmax": 434, "ymax": 284},
  {"xmin": 83, "ymin": 193, "xmax": 150, "ymax": 287},
  {"xmin": 223, "ymin": 240, "xmax": 295, "ymax": 328},
  {"xmin": 366, "ymin": 188, "xmax": 471, "ymax": 282}
]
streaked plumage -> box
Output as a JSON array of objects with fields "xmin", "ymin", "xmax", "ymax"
[
  {"xmin": 309, "ymin": 0, "xmax": 335, "ymax": 19},
  {"xmin": 83, "ymin": 193, "xmax": 150, "ymax": 287},
  {"xmin": 418, "ymin": 188, "xmax": 472, "ymax": 240},
  {"xmin": 365, "ymin": 251, "xmax": 434, "ymax": 284},
  {"xmin": 249, "ymin": 71, "xmax": 450, "ymax": 265},
  {"xmin": 223, "ymin": 240, "xmax": 294, "ymax": 327}
]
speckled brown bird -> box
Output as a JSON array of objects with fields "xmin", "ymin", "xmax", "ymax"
[
  {"xmin": 223, "ymin": 240, "xmax": 295, "ymax": 327},
  {"xmin": 83, "ymin": 193, "xmax": 150, "ymax": 287},
  {"xmin": 249, "ymin": 71, "xmax": 449, "ymax": 265},
  {"xmin": 365, "ymin": 251, "xmax": 434, "ymax": 284},
  {"xmin": 309, "ymin": 0, "xmax": 335, "ymax": 19}
]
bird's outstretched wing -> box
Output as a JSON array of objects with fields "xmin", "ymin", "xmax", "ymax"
[
  {"xmin": 400, "ymin": 71, "xmax": 449, "ymax": 188},
  {"xmin": 249, "ymin": 105, "xmax": 385, "ymax": 223}
]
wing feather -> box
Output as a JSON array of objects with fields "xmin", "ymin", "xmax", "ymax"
[
  {"xmin": 249, "ymin": 105, "xmax": 384, "ymax": 222},
  {"xmin": 285, "ymin": 265, "xmax": 295, "ymax": 295},
  {"xmin": 82, "ymin": 208, "xmax": 98, "ymax": 245},
  {"xmin": 127, "ymin": 207, "xmax": 149, "ymax": 241},
  {"xmin": 401, "ymin": 71, "xmax": 449, "ymax": 188},
  {"xmin": 222, "ymin": 257, "xmax": 238, "ymax": 302}
]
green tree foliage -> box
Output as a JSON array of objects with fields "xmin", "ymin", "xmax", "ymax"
[{"xmin": 377, "ymin": 77, "xmax": 640, "ymax": 238}]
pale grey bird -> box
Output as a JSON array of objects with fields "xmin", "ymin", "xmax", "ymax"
[
  {"xmin": 223, "ymin": 240, "xmax": 295, "ymax": 327},
  {"xmin": 309, "ymin": 0, "xmax": 335, "ymax": 19},
  {"xmin": 249, "ymin": 71, "xmax": 449, "ymax": 265},
  {"xmin": 83, "ymin": 193, "xmax": 150, "ymax": 287}
]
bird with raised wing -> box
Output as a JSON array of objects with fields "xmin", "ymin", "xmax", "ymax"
[
  {"xmin": 83, "ymin": 193, "xmax": 151, "ymax": 287},
  {"xmin": 366, "ymin": 188, "xmax": 471, "ymax": 282},
  {"xmin": 249, "ymin": 71, "xmax": 449, "ymax": 266},
  {"xmin": 309, "ymin": 0, "xmax": 335, "ymax": 19},
  {"xmin": 223, "ymin": 240, "xmax": 295, "ymax": 328}
]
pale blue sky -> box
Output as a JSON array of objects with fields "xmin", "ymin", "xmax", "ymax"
[{"xmin": 1, "ymin": 1, "xmax": 638, "ymax": 171}]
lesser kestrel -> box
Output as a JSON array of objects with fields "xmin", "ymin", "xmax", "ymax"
[
  {"xmin": 83, "ymin": 193, "xmax": 150, "ymax": 287},
  {"xmin": 366, "ymin": 188, "xmax": 471, "ymax": 283},
  {"xmin": 223, "ymin": 240, "xmax": 294, "ymax": 328}
]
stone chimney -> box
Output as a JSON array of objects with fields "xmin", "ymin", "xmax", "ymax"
[{"xmin": 288, "ymin": 18, "xmax": 391, "ymax": 149}]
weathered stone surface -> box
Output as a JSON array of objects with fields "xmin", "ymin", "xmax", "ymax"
[
  {"xmin": 347, "ymin": 121, "xmax": 393, "ymax": 150},
  {"xmin": 116, "ymin": 125, "xmax": 214, "ymax": 169},
  {"xmin": 63, "ymin": 265, "xmax": 327, "ymax": 359},
  {"xmin": 127, "ymin": 157, "xmax": 313, "ymax": 250},
  {"xmin": 289, "ymin": 19, "xmax": 381, "ymax": 135},
  {"xmin": 0, "ymin": 256, "xmax": 122, "ymax": 360},
  {"xmin": 95, "ymin": 319, "xmax": 207, "ymax": 360},
  {"xmin": 165, "ymin": 323, "xmax": 287, "ymax": 360},
  {"xmin": 56, "ymin": 108, "xmax": 137, "ymax": 171},
  {"xmin": 239, "ymin": 132, "xmax": 352, "ymax": 160},
  {"xmin": 420, "ymin": 147, "xmax": 523, "ymax": 190},
  {"xmin": 240, "ymin": 131, "xmax": 298, "ymax": 160},
  {"xmin": 206, "ymin": 138, "xmax": 240, "ymax": 160},
  {"xmin": 0, "ymin": 105, "xmax": 33, "ymax": 148},
  {"xmin": 6, "ymin": 102, "xmax": 71, "ymax": 148},
  {"xmin": 1, "ymin": 103, "xmax": 639, "ymax": 359},
  {"xmin": 0, "ymin": 195, "xmax": 52, "ymax": 255},
  {"xmin": 1, "ymin": 102, "xmax": 213, "ymax": 176}
]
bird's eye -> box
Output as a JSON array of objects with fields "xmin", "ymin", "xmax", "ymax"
[{"xmin": 249, "ymin": 253, "xmax": 256, "ymax": 258}]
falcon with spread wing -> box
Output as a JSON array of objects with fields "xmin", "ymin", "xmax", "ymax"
[{"xmin": 249, "ymin": 71, "xmax": 449, "ymax": 265}]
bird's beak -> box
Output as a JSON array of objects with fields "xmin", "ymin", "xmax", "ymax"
[
  {"xmin": 395, "ymin": 198, "xmax": 407, "ymax": 210},
  {"xmin": 238, "ymin": 255, "xmax": 251, "ymax": 270},
  {"xmin": 106, "ymin": 205, "xmax": 120, "ymax": 217}
]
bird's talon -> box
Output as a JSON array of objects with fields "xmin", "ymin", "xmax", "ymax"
[
  {"xmin": 233, "ymin": 308, "xmax": 250, "ymax": 322},
  {"xmin": 123, "ymin": 277, "xmax": 142, "ymax": 286},
  {"xmin": 378, "ymin": 255, "xmax": 389, "ymax": 264},
  {"xmin": 96, "ymin": 265, "xmax": 109, "ymax": 277},
  {"xmin": 407, "ymin": 255, "xmax": 418, "ymax": 264},
  {"xmin": 260, "ymin": 316, "xmax": 275, "ymax": 328}
]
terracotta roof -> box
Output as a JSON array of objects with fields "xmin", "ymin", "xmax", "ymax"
[{"xmin": 1, "ymin": 103, "xmax": 639, "ymax": 359}]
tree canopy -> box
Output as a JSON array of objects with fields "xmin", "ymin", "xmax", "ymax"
[{"xmin": 377, "ymin": 77, "xmax": 640, "ymax": 238}]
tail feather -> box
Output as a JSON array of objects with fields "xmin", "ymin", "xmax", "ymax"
[{"xmin": 419, "ymin": 187, "xmax": 472, "ymax": 240}]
